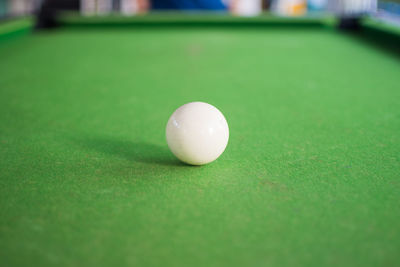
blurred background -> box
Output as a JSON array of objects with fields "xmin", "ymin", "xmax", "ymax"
[{"xmin": 0, "ymin": 0, "xmax": 399, "ymax": 24}]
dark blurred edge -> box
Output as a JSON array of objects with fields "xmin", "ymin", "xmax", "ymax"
[
  {"xmin": 36, "ymin": 0, "xmax": 79, "ymax": 29},
  {"xmin": 338, "ymin": 17, "xmax": 361, "ymax": 30},
  {"xmin": 57, "ymin": 18, "xmax": 326, "ymax": 29},
  {"xmin": 344, "ymin": 22, "xmax": 400, "ymax": 59}
]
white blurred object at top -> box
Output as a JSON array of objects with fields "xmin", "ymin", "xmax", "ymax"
[
  {"xmin": 327, "ymin": 0, "xmax": 377, "ymax": 16},
  {"xmin": 230, "ymin": 0, "xmax": 262, "ymax": 16}
]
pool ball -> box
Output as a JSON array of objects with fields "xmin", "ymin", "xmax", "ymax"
[{"xmin": 166, "ymin": 102, "xmax": 229, "ymax": 165}]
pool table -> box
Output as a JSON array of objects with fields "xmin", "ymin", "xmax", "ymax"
[{"xmin": 0, "ymin": 14, "xmax": 399, "ymax": 267}]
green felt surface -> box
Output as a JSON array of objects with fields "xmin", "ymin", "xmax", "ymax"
[
  {"xmin": 0, "ymin": 17, "xmax": 32, "ymax": 42},
  {"xmin": 0, "ymin": 15, "xmax": 400, "ymax": 267}
]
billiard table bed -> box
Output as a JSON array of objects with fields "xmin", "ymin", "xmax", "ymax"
[{"xmin": 0, "ymin": 14, "xmax": 399, "ymax": 267}]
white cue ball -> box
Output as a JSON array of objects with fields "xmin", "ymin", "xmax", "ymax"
[{"xmin": 166, "ymin": 102, "xmax": 229, "ymax": 165}]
